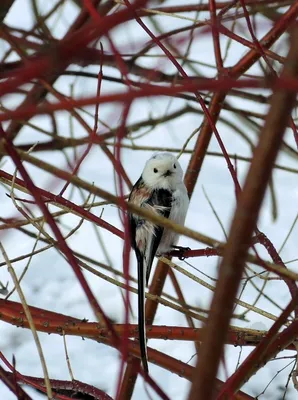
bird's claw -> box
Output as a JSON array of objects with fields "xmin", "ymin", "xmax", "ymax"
[{"xmin": 171, "ymin": 245, "xmax": 191, "ymax": 260}]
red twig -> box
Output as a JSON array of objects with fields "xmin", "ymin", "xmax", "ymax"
[
  {"xmin": 0, "ymin": 169, "xmax": 123, "ymax": 239},
  {"xmin": 188, "ymin": 28, "xmax": 298, "ymax": 400},
  {"xmin": 0, "ymin": 364, "xmax": 32, "ymax": 400},
  {"xmin": 239, "ymin": 0, "xmax": 298, "ymax": 148},
  {"xmin": 184, "ymin": 1, "xmax": 298, "ymax": 195},
  {"xmin": 3, "ymin": 75, "xmax": 298, "ymax": 123},
  {"xmin": 58, "ymin": 57, "xmax": 103, "ymax": 196},
  {"xmin": 209, "ymin": 0, "xmax": 223, "ymax": 72},
  {"xmin": 136, "ymin": 0, "xmax": 293, "ymax": 15},
  {"xmin": 12, "ymin": 374, "xmax": 114, "ymax": 400},
  {"xmin": 0, "ymin": 298, "xmax": 289, "ymax": 347},
  {"xmin": 255, "ymin": 230, "xmax": 298, "ymax": 316},
  {"xmin": 0, "ymin": 352, "xmax": 85, "ymax": 400},
  {"xmin": 217, "ymin": 296, "xmax": 296, "ymax": 398},
  {"xmin": 0, "ymin": 0, "xmax": 147, "ymax": 97},
  {"xmin": 0, "ymin": 124, "xmax": 120, "ymax": 346}
]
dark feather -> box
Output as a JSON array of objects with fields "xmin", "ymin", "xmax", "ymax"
[
  {"xmin": 144, "ymin": 188, "xmax": 172, "ymax": 283},
  {"xmin": 135, "ymin": 247, "xmax": 149, "ymax": 373}
]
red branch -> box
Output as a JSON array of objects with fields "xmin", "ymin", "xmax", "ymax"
[
  {"xmin": 188, "ymin": 27, "xmax": 298, "ymax": 400},
  {"xmin": 0, "ymin": 0, "xmax": 148, "ymax": 97},
  {"xmin": 217, "ymin": 297, "xmax": 297, "ymax": 398},
  {"xmin": 0, "ymin": 364, "xmax": 32, "ymax": 400},
  {"xmin": 2, "ymin": 76, "xmax": 298, "ymax": 123},
  {"xmin": 0, "ymin": 124, "xmax": 120, "ymax": 347}
]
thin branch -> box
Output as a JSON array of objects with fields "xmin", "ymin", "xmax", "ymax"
[{"xmin": 188, "ymin": 27, "xmax": 298, "ymax": 400}]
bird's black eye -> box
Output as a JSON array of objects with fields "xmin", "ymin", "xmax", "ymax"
[
  {"xmin": 154, "ymin": 168, "xmax": 158, "ymax": 173},
  {"xmin": 173, "ymin": 164, "xmax": 176, "ymax": 169}
]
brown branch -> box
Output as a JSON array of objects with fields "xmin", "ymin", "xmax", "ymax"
[
  {"xmin": 188, "ymin": 26, "xmax": 298, "ymax": 400},
  {"xmin": 0, "ymin": 299, "xmax": 255, "ymax": 399},
  {"xmin": 12, "ymin": 374, "xmax": 114, "ymax": 400},
  {"xmin": 168, "ymin": 268, "xmax": 200, "ymax": 354},
  {"xmin": 0, "ymin": 364, "xmax": 32, "ymax": 400},
  {"xmin": 109, "ymin": 8, "xmax": 298, "ymax": 396},
  {"xmin": 135, "ymin": 0, "xmax": 293, "ymax": 16},
  {"xmin": 0, "ymin": 298, "xmax": 294, "ymax": 349},
  {"xmin": 1, "ymin": 2, "xmax": 297, "ymax": 399},
  {"xmin": 184, "ymin": 1, "xmax": 298, "ymax": 194},
  {"xmin": 217, "ymin": 297, "xmax": 297, "ymax": 397},
  {"xmin": 0, "ymin": 0, "xmax": 114, "ymax": 143},
  {"xmin": 1, "ymin": 166, "xmax": 297, "ymax": 282}
]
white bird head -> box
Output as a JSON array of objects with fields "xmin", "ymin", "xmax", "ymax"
[{"xmin": 142, "ymin": 153, "xmax": 184, "ymax": 190}]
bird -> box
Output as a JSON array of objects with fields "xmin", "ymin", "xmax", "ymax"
[{"xmin": 128, "ymin": 152, "xmax": 189, "ymax": 373}]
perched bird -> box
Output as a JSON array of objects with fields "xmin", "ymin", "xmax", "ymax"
[{"xmin": 128, "ymin": 152, "xmax": 189, "ymax": 372}]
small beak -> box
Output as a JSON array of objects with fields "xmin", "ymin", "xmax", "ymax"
[{"xmin": 163, "ymin": 170, "xmax": 172, "ymax": 177}]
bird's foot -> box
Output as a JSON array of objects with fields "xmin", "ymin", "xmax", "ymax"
[{"xmin": 171, "ymin": 245, "xmax": 191, "ymax": 260}]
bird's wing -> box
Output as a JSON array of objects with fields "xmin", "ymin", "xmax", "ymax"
[
  {"xmin": 128, "ymin": 176, "xmax": 150, "ymax": 251},
  {"xmin": 144, "ymin": 188, "xmax": 172, "ymax": 284}
]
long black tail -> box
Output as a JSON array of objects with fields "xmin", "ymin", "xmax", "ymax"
[{"xmin": 136, "ymin": 249, "xmax": 149, "ymax": 373}]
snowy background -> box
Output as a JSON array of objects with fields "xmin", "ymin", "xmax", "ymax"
[{"xmin": 0, "ymin": 0, "xmax": 298, "ymax": 399}]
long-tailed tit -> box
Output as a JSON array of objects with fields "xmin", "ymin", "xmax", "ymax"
[{"xmin": 128, "ymin": 152, "xmax": 189, "ymax": 372}]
